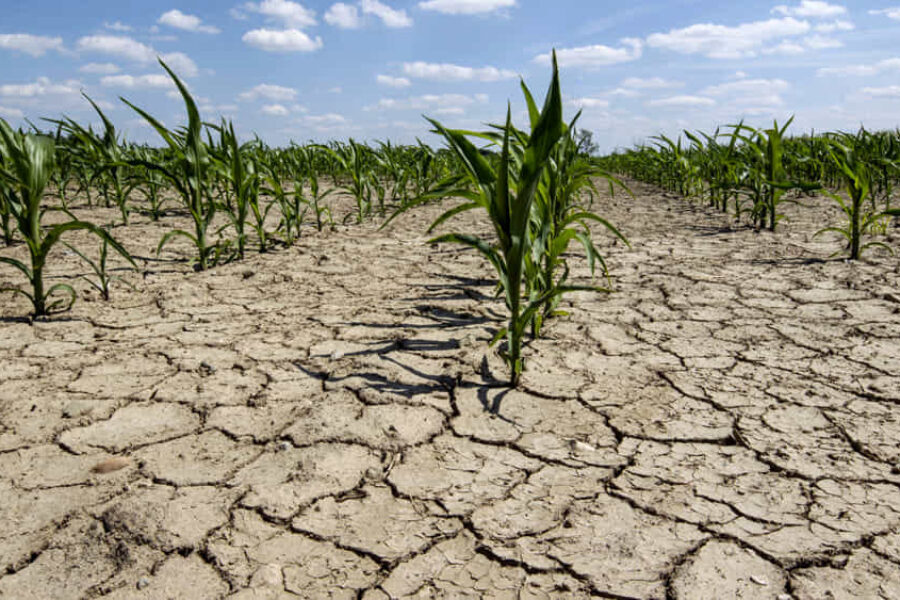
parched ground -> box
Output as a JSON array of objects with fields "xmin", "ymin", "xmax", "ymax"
[{"xmin": 1, "ymin": 182, "xmax": 899, "ymax": 599}]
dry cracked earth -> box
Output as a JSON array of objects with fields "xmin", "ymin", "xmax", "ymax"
[{"xmin": 1, "ymin": 182, "xmax": 900, "ymax": 599}]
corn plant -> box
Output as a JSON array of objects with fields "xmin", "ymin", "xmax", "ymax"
[
  {"xmin": 64, "ymin": 229, "xmax": 135, "ymax": 301},
  {"xmin": 213, "ymin": 120, "xmax": 268, "ymax": 257},
  {"xmin": 122, "ymin": 59, "xmax": 218, "ymax": 270},
  {"xmin": 130, "ymin": 146, "xmax": 170, "ymax": 221},
  {"xmin": 816, "ymin": 134, "xmax": 894, "ymax": 260},
  {"xmin": 51, "ymin": 94, "xmax": 132, "ymax": 223},
  {"xmin": 321, "ymin": 140, "xmax": 372, "ymax": 224},
  {"xmin": 302, "ymin": 163, "xmax": 334, "ymax": 232},
  {"xmin": 526, "ymin": 110, "xmax": 629, "ymax": 335},
  {"xmin": 390, "ymin": 54, "xmax": 583, "ymax": 385},
  {"xmin": 0, "ymin": 119, "xmax": 133, "ymax": 316}
]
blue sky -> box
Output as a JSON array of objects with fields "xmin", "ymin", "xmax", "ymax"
[{"xmin": 1, "ymin": 0, "xmax": 899, "ymax": 151}]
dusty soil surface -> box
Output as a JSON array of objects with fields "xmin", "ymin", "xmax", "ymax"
[{"xmin": 1, "ymin": 183, "xmax": 899, "ymax": 599}]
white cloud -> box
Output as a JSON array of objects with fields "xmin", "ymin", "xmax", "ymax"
[
  {"xmin": 243, "ymin": 0, "xmax": 317, "ymax": 28},
  {"xmin": 817, "ymin": 58, "xmax": 900, "ymax": 77},
  {"xmin": 369, "ymin": 93, "xmax": 485, "ymax": 111},
  {"xmin": 159, "ymin": 9, "xmax": 221, "ymax": 34},
  {"xmin": 433, "ymin": 107, "xmax": 465, "ymax": 115},
  {"xmin": 100, "ymin": 74, "xmax": 175, "ymax": 89},
  {"xmin": 861, "ymin": 85, "xmax": 900, "ymax": 98},
  {"xmin": 814, "ymin": 19, "xmax": 853, "ymax": 32},
  {"xmin": 646, "ymin": 17, "xmax": 810, "ymax": 59},
  {"xmin": 773, "ymin": 1, "xmax": 846, "ymax": 18},
  {"xmin": 402, "ymin": 61, "xmax": 516, "ymax": 81},
  {"xmin": 238, "ymin": 83, "xmax": 298, "ymax": 101},
  {"xmin": 569, "ymin": 97, "xmax": 610, "ymax": 109},
  {"xmin": 76, "ymin": 35, "xmax": 156, "ymax": 62},
  {"xmin": 702, "ymin": 78, "xmax": 789, "ymax": 107},
  {"xmin": 869, "ymin": 7, "xmax": 900, "ymax": 20},
  {"xmin": 377, "ymin": 74, "xmax": 411, "ymax": 88},
  {"xmin": 361, "ymin": 0, "xmax": 412, "ymax": 28},
  {"xmin": 0, "ymin": 33, "xmax": 65, "ymax": 57},
  {"xmin": 299, "ymin": 113, "xmax": 349, "ymax": 130},
  {"xmin": 646, "ymin": 95, "xmax": 715, "ymax": 108},
  {"xmin": 242, "ymin": 28, "xmax": 323, "ymax": 52},
  {"xmin": 79, "ymin": 62, "xmax": 121, "ymax": 75},
  {"xmin": 324, "ymin": 3, "xmax": 361, "ymax": 28},
  {"xmin": 0, "ymin": 77, "xmax": 82, "ymax": 99},
  {"xmin": 160, "ymin": 52, "xmax": 199, "ymax": 77},
  {"xmin": 802, "ymin": 34, "xmax": 842, "ymax": 49},
  {"xmin": 0, "ymin": 105, "xmax": 25, "ymax": 119},
  {"xmin": 104, "ymin": 21, "xmax": 133, "ymax": 32},
  {"xmin": 535, "ymin": 38, "xmax": 642, "ymax": 68},
  {"xmin": 261, "ymin": 103, "xmax": 290, "ymax": 115},
  {"xmin": 418, "ymin": 0, "xmax": 515, "ymax": 15},
  {"xmin": 621, "ymin": 77, "xmax": 683, "ymax": 89}
]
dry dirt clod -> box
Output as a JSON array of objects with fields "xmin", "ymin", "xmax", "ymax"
[{"xmin": 90, "ymin": 456, "xmax": 132, "ymax": 474}]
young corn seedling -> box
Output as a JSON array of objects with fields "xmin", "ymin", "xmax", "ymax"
[
  {"xmin": 302, "ymin": 163, "xmax": 335, "ymax": 232},
  {"xmin": 0, "ymin": 118, "xmax": 134, "ymax": 316},
  {"xmin": 50, "ymin": 94, "xmax": 132, "ymax": 224},
  {"xmin": 731, "ymin": 118, "xmax": 819, "ymax": 231},
  {"xmin": 816, "ymin": 134, "xmax": 895, "ymax": 260},
  {"xmin": 213, "ymin": 120, "xmax": 268, "ymax": 257},
  {"xmin": 64, "ymin": 228, "xmax": 136, "ymax": 301},
  {"xmin": 122, "ymin": 59, "xmax": 219, "ymax": 270}
]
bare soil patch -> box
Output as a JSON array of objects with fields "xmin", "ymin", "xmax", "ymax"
[{"xmin": 1, "ymin": 183, "xmax": 899, "ymax": 599}]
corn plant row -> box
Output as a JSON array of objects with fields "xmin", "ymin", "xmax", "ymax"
[{"xmin": 600, "ymin": 122, "xmax": 900, "ymax": 260}]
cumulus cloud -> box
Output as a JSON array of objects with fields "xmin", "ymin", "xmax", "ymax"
[
  {"xmin": 242, "ymin": 28, "xmax": 323, "ymax": 51},
  {"xmin": 100, "ymin": 74, "xmax": 176, "ymax": 89},
  {"xmin": 402, "ymin": 61, "xmax": 516, "ymax": 81},
  {"xmin": 79, "ymin": 62, "xmax": 121, "ymax": 75},
  {"xmin": 817, "ymin": 58, "xmax": 900, "ymax": 77},
  {"xmin": 861, "ymin": 85, "xmax": 900, "ymax": 98},
  {"xmin": 418, "ymin": 0, "xmax": 515, "ymax": 15},
  {"xmin": 814, "ymin": 20, "xmax": 853, "ymax": 32},
  {"xmin": 237, "ymin": 83, "xmax": 298, "ymax": 101},
  {"xmin": 869, "ymin": 7, "xmax": 900, "ymax": 20},
  {"xmin": 0, "ymin": 33, "xmax": 65, "ymax": 57},
  {"xmin": 772, "ymin": 1, "xmax": 846, "ymax": 18},
  {"xmin": 242, "ymin": 0, "xmax": 317, "ymax": 28},
  {"xmin": 360, "ymin": 0, "xmax": 412, "ymax": 28},
  {"xmin": 261, "ymin": 103, "xmax": 291, "ymax": 115},
  {"xmin": 377, "ymin": 74, "xmax": 411, "ymax": 88},
  {"xmin": 646, "ymin": 17, "xmax": 810, "ymax": 59},
  {"xmin": 621, "ymin": 77, "xmax": 683, "ymax": 89},
  {"xmin": 104, "ymin": 21, "xmax": 133, "ymax": 32},
  {"xmin": 76, "ymin": 35, "xmax": 156, "ymax": 62},
  {"xmin": 702, "ymin": 78, "xmax": 789, "ymax": 107},
  {"xmin": 159, "ymin": 52, "xmax": 199, "ymax": 77},
  {"xmin": 646, "ymin": 95, "xmax": 715, "ymax": 108},
  {"xmin": 159, "ymin": 9, "xmax": 221, "ymax": 34},
  {"xmin": 0, "ymin": 77, "xmax": 82, "ymax": 99},
  {"xmin": 324, "ymin": 3, "xmax": 361, "ymax": 28},
  {"xmin": 535, "ymin": 39, "xmax": 642, "ymax": 68},
  {"xmin": 369, "ymin": 93, "xmax": 486, "ymax": 111},
  {"xmin": 569, "ymin": 97, "xmax": 610, "ymax": 109},
  {"xmin": 0, "ymin": 105, "xmax": 25, "ymax": 119}
]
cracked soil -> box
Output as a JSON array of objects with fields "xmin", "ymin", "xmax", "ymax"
[{"xmin": 1, "ymin": 182, "xmax": 899, "ymax": 599}]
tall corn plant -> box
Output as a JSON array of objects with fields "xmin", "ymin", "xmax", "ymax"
[
  {"xmin": 122, "ymin": 59, "xmax": 218, "ymax": 270},
  {"xmin": 0, "ymin": 119, "xmax": 133, "ymax": 316},
  {"xmin": 395, "ymin": 54, "xmax": 566, "ymax": 385}
]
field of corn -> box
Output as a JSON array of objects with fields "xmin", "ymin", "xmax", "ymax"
[{"xmin": 1, "ymin": 58, "xmax": 900, "ymax": 599}]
